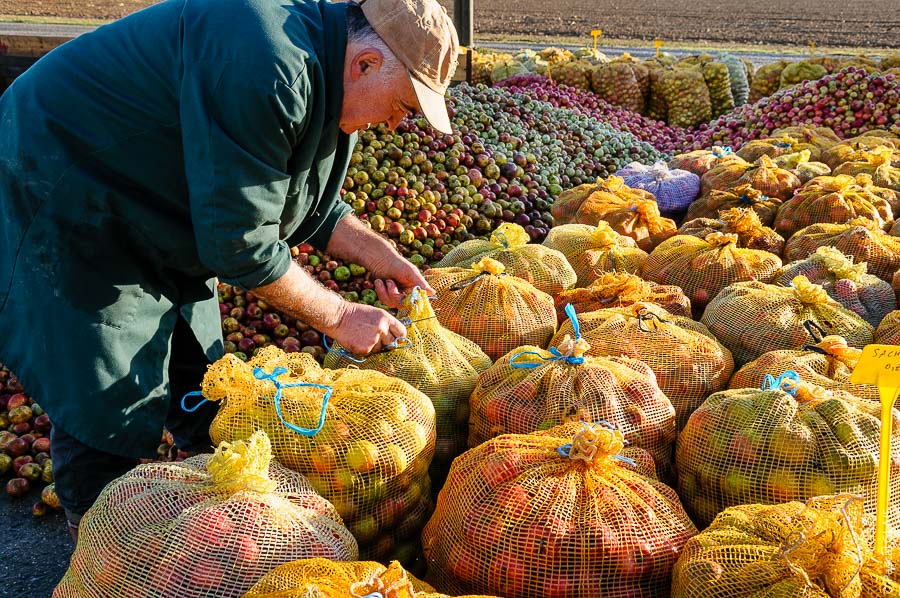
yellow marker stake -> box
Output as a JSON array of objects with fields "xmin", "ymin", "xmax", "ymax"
[
  {"xmin": 590, "ymin": 29, "xmax": 602, "ymax": 51},
  {"xmin": 850, "ymin": 344, "xmax": 900, "ymax": 558},
  {"xmin": 654, "ymin": 39, "xmax": 663, "ymax": 58},
  {"xmin": 809, "ymin": 40, "xmax": 816, "ymax": 56}
]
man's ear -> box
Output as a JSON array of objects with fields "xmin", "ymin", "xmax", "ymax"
[{"xmin": 350, "ymin": 48, "xmax": 384, "ymax": 81}]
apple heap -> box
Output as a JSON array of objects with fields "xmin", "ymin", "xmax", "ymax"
[
  {"xmin": 675, "ymin": 375, "xmax": 900, "ymax": 528},
  {"xmin": 552, "ymin": 302, "xmax": 733, "ymax": 431},
  {"xmin": 542, "ymin": 221, "xmax": 648, "ymax": 288},
  {"xmin": 878, "ymin": 310, "xmax": 900, "ymax": 344},
  {"xmin": 553, "ymin": 271, "xmax": 692, "ymax": 320},
  {"xmin": 203, "ymin": 346, "xmax": 436, "ymax": 566},
  {"xmin": 422, "ymin": 421, "xmax": 697, "ymax": 598},
  {"xmin": 54, "ymin": 432, "xmax": 358, "ymax": 598}
]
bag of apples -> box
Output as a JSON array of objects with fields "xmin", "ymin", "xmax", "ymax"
[
  {"xmin": 668, "ymin": 146, "xmax": 747, "ymax": 177},
  {"xmin": 542, "ymin": 221, "xmax": 648, "ymax": 287},
  {"xmin": 672, "ymin": 494, "xmax": 900, "ymax": 598},
  {"xmin": 433, "ymin": 223, "xmax": 577, "ymax": 296},
  {"xmin": 422, "ymin": 421, "xmax": 698, "ymax": 598},
  {"xmin": 676, "ymin": 371, "xmax": 900, "ymax": 528},
  {"xmin": 468, "ymin": 305, "xmax": 676, "ymax": 479},
  {"xmin": 773, "ymin": 246, "xmax": 896, "ymax": 327},
  {"xmin": 735, "ymin": 134, "xmax": 823, "ymax": 163},
  {"xmin": 54, "ymin": 431, "xmax": 357, "ymax": 598},
  {"xmin": 729, "ymin": 324, "xmax": 878, "ymax": 402},
  {"xmin": 677, "ymin": 206, "xmax": 785, "ymax": 254},
  {"xmin": 553, "ymin": 271, "xmax": 692, "ymax": 321},
  {"xmin": 425, "ymin": 257, "xmax": 557, "ymax": 360},
  {"xmin": 684, "ymin": 183, "xmax": 783, "ymax": 226},
  {"xmin": 701, "ymin": 276, "xmax": 874, "ymax": 367},
  {"xmin": 641, "ymin": 231, "xmax": 782, "ymax": 317},
  {"xmin": 877, "ymin": 310, "xmax": 900, "ymax": 344},
  {"xmin": 832, "ymin": 146, "xmax": 900, "ymax": 192},
  {"xmin": 324, "ymin": 288, "xmax": 492, "ymax": 478},
  {"xmin": 551, "ymin": 302, "xmax": 733, "ymax": 430},
  {"xmin": 700, "ymin": 154, "xmax": 802, "ymax": 200},
  {"xmin": 197, "ymin": 346, "xmax": 436, "ymax": 566}
]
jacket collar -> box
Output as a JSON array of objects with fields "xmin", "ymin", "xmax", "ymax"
[{"xmin": 318, "ymin": 0, "xmax": 348, "ymax": 122}]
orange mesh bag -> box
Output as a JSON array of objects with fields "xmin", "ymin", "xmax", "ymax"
[
  {"xmin": 895, "ymin": 271, "xmax": 900, "ymax": 305},
  {"xmin": 701, "ymin": 155, "xmax": 803, "ymax": 200},
  {"xmin": 700, "ymin": 276, "xmax": 874, "ymax": 366},
  {"xmin": 422, "ymin": 421, "xmax": 698, "ymax": 598},
  {"xmin": 684, "ymin": 183, "xmax": 784, "ymax": 226},
  {"xmin": 773, "ymin": 246, "xmax": 896, "ymax": 327},
  {"xmin": 425, "ymin": 258, "xmax": 557, "ymax": 360},
  {"xmin": 736, "ymin": 135, "xmax": 823, "ymax": 163},
  {"xmin": 822, "ymin": 136, "xmax": 900, "ymax": 170},
  {"xmin": 323, "ymin": 288, "xmax": 492, "ymax": 476},
  {"xmin": 541, "ymin": 221, "xmax": 648, "ymax": 287},
  {"xmin": 678, "ymin": 207, "xmax": 786, "ymax": 254},
  {"xmin": 198, "ymin": 346, "xmax": 436, "ymax": 565},
  {"xmin": 783, "ymin": 217, "xmax": 900, "ymax": 282},
  {"xmin": 774, "ymin": 174, "xmax": 894, "ymax": 238},
  {"xmin": 771, "ymin": 125, "xmax": 842, "ymax": 150},
  {"xmin": 832, "ymin": 146, "xmax": 900, "ymax": 192},
  {"xmin": 432, "ymin": 223, "xmax": 576, "ymax": 296},
  {"xmin": 672, "ymin": 494, "xmax": 890, "ymax": 598},
  {"xmin": 551, "ymin": 302, "xmax": 733, "ymax": 430},
  {"xmin": 668, "ymin": 146, "xmax": 748, "ymax": 177},
  {"xmin": 641, "ymin": 232, "xmax": 783, "ymax": 318},
  {"xmin": 876, "ymin": 310, "xmax": 900, "ymax": 344},
  {"xmin": 549, "ymin": 175, "xmax": 678, "ymax": 251},
  {"xmin": 675, "ymin": 371, "xmax": 900, "ymax": 528},
  {"xmin": 53, "ymin": 432, "xmax": 358, "ymax": 598},
  {"xmin": 553, "ymin": 271, "xmax": 692, "ymax": 320},
  {"xmin": 728, "ymin": 324, "xmax": 878, "ymax": 402},
  {"xmin": 468, "ymin": 305, "xmax": 676, "ymax": 478}
]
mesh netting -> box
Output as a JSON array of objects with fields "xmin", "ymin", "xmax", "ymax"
[
  {"xmin": 771, "ymin": 125, "xmax": 842, "ymax": 150},
  {"xmin": 422, "ymin": 421, "xmax": 698, "ymax": 598},
  {"xmin": 323, "ymin": 289, "xmax": 492, "ymax": 477},
  {"xmin": 678, "ymin": 207, "xmax": 786, "ymax": 255},
  {"xmin": 782, "ymin": 217, "xmax": 900, "ymax": 282},
  {"xmin": 684, "ymin": 183, "xmax": 784, "ymax": 227},
  {"xmin": 549, "ymin": 175, "xmax": 678, "ymax": 252},
  {"xmin": 668, "ymin": 147, "xmax": 748, "ymax": 178},
  {"xmin": 793, "ymin": 160, "xmax": 834, "ymax": 185},
  {"xmin": 832, "ymin": 146, "xmax": 900, "ymax": 193},
  {"xmin": 675, "ymin": 374, "xmax": 900, "ymax": 529},
  {"xmin": 590, "ymin": 61, "xmax": 647, "ymax": 114},
  {"xmin": 552, "ymin": 302, "xmax": 733, "ymax": 430},
  {"xmin": 700, "ymin": 277, "xmax": 874, "ymax": 367},
  {"xmin": 641, "ymin": 232, "xmax": 783, "ymax": 318},
  {"xmin": 672, "ymin": 494, "xmax": 900, "ymax": 598},
  {"xmin": 541, "ymin": 221, "xmax": 648, "ymax": 288},
  {"xmin": 613, "ymin": 161, "xmax": 702, "ymax": 214},
  {"xmin": 773, "ymin": 246, "xmax": 896, "ymax": 327},
  {"xmin": 876, "ymin": 310, "xmax": 900, "ymax": 344},
  {"xmin": 200, "ymin": 346, "xmax": 436, "ymax": 565},
  {"xmin": 433, "ymin": 223, "xmax": 577, "ymax": 296},
  {"xmin": 553, "ymin": 271, "xmax": 692, "ymax": 320},
  {"xmin": 701, "ymin": 154, "xmax": 802, "ymax": 200},
  {"xmin": 468, "ymin": 309, "xmax": 676, "ymax": 479},
  {"xmin": 728, "ymin": 328, "xmax": 878, "ymax": 402},
  {"xmin": 54, "ymin": 432, "xmax": 358, "ymax": 598},
  {"xmin": 425, "ymin": 258, "xmax": 557, "ymax": 360},
  {"xmin": 702, "ymin": 62, "xmax": 735, "ymax": 119},
  {"xmin": 736, "ymin": 135, "xmax": 823, "ymax": 163},
  {"xmin": 774, "ymin": 174, "xmax": 895, "ymax": 238},
  {"xmin": 822, "ymin": 136, "xmax": 899, "ymax": 170},
  {"xmin": 659, "ymin": 66, "xmax": 712, "ymax": 128}
]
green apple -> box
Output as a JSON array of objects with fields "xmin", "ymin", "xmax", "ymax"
[
  {"xmin": 720, "ymin": 468, "xmax": 751, "ymax": 498},
  {"xmin": 345, "ymin": 440, "xmax": 379, "ymax": 473},
  {"xmin": 331, "ymin": 468, "xmax": 358, "ymax": 493},
  {"xmin": 310, "ymin": 444, "xmax": 337, "ymax": 474},
  {"xmin": 377, "ymin": 443, "xmax": 408, "ymax": 476},
  {"xmin": 767, "ymin": 468, "xmax": 799, "ymax": 503},
  {"xmin": 768, "ymin": 425, "xmax": 815, "ymax": 466},
  {"xmin": 382, "ymin": 395, "xmax": 410, "ymax": 423},
  {"xmin": 803, "ymin": 471, "xmax": 835, "ymax": 497},
  {"xmin": 349, "ymin": 514, "xmax": 379, "ymax": 544}
]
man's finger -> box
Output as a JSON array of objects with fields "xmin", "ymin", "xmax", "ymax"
[{"xmin": 388, "ymin": 316, "xmax": 407, "ymax": 339}]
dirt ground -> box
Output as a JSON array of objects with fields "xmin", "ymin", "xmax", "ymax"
[{"xmin": 2, "ymin": 0, "xmax": 898, "ymax": 48}]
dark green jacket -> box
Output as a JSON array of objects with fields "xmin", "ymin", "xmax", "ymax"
[{"xmin": 0, "ymin": 0, "xmax": 354, "ymax": 456}]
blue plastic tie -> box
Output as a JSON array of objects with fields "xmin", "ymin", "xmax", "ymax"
[
  {"xmin": 712, "ymin": 146, "xmax": 734, "ymax": 158},
  {"xmin": 493, "ymin": 231, "xmax": 510, "ymax": 248},
  {"xmin": 510, "ymin": 303, "xmax": 584, "ymax": 368},
  {"xmin": 761, "ymin": 370, "xmax": 802, "ymax": 396}
]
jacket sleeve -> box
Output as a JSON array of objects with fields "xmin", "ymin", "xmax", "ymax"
[{"xmin": 180, "ymin": 61, "xmax": 310, "ymax": 290}]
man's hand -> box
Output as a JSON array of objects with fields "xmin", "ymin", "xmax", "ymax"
[
  {"xmin": 324, "ymin": 301, "xmax": 407, "ymax": 355},
  {"xmin": 373, "ymin": 257, "xmax": 436, "ymax": 309}
]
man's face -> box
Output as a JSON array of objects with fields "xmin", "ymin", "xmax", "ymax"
[{"xmin": 339, "ymin": 48, "xmax": 420, "ymax": 134}]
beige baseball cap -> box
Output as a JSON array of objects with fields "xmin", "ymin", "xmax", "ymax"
[{"xmin": 359, "ymin": 0, "xmax": 459, "ymax": 135}]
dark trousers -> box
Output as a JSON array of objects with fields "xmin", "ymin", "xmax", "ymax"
[{"xmin": 50, "ymin": 317, "xmax": 219, "ymax": 518}]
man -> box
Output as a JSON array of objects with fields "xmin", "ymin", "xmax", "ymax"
[{"xmin": 0, "ymin": 0, "xmax": 459, "ymax": 539}]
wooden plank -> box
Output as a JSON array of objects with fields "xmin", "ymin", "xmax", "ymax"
[
  {"xmin": 451, "ymin": 48, "xmax": 471, "ymax": 83},
  {"xmin": 0, "ymin": 34, "xmax": 72, "ymax": 58}
]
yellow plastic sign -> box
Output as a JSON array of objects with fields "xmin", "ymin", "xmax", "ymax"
[
  {"xmin": 809, "ymin": 40, "xmax": 817, "ymax": 56},
  {"xmin": 850, "ymin": 344, "xmax": 900, "ymax": 558},
  {"xmin": 654, "ymin": 39, "xmax": 663, "ymax": 57},
  {"xmin": 590, "ymin": 29, "xmax": 602, "ymax": 51}
]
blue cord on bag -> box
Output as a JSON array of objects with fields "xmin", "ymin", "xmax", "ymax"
[
  {"xmin": 181, "ymin": 366, "xmax": 333, "ymax": 437},
  {"xmin": 509, "ymin": 303, "xmax": 584, "ymax": 369},
  {"xmin": 761, "ymin": 370, "xmax": 802, "ymax": 396},
  {"xmin": 712, "ymin": 146, "xmax": 734, "ymax": 158}
]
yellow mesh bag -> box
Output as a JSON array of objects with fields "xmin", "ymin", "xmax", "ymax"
[
  {"xmin": 54, "ymin": 432, "xmax": 358, "ymax": 598},
  {"xmin": 468, "ymin": 307, "xmax": 676, "ymax": 479},
  {"xmin": 199, "ymin": 346, "xmax": 436, "ymax": 565},
  {"xmin": 783, "ymin": 218, "xmax": 900, "ymax": 282},
  {"xmin": 675, "ymin": 373, "xmax": 900, "ymax": 528},
  {"xmin": 772, "ymin": 125, "xmax": 842, "ymax": 150},
  {"xmin": 685, "ymin": 183, "xmax": 784, "ymax": 226},
  {"xmin": 672, "ymin": 494, "xmax": 885, "ymax": 598},
  {"xmin": 832, "ymin": 147, "xmax": 900, "ymax": 192},
  {"xmin": 642, "ymin": 232, "xmax": 783, "ymax": 317},
  {"xmin": 793, "ymin": 160, "xmax": 834, "ymax": 185},
  {"xmin": 549, "ymin": 175, "xmax": 678, "ymax": 251},
  {"xmin": 773, "ymin": 148, "xmax": 813, "ymax": 169},
  {"xmin": 323, "ymin": 289, "xmax": 492, "ymax": 476},
  {"xmin": 748, "ymin": 60, "xmax": 789, "ymax": 103},
  {"xmin": 822, "ymin": 136, "xmax": 899, "ymax": 170},
  {"xmin": 541, "ymin": 221, "xmax": 648, "ymax": 287},
  {"xmin": 876, "ymin": 310, "xmax": 900, "ymax": 344},
  {"xmin": 678, "ymin": 207, "xmax": 786, "ymax": 254},
  {"xmin": 774, "ymin": 174, "xmax": 895, "ymax": 238},
  {"xmin": 668, "ymin": 146, "xmax": 748, "ymax": 177},
  {"xmin": 773, "ymin": 246, "xmax": 896, "ymax": 327},
  {"xmin": 701, "ymin": 154, "xmax": 803, "ymax": 200},
  {"xmin": 659, "ymin": 65, "xmax": 712, "ymax": 128},
  {"xmin": 432, "ymin": 223, "xmax": 576, "ymax": 296},
  {"xmin": 702, "ymin": 61, "xmax": 735, "ymax": 118},
  {"xmin": 553, "ymin": 271, "xmax": 692, "ymax": 320},
  {"xmin": 422, "ymin": 422, "xmax": 698, "ymax": 598},
  {"xmin": 425, "ymin": 258, "xmax": 557, "ymax": 360},
  {"xmin": 551, "ymin": 302, "xmax": 733, "ymax": 430},
  {"xmin": 736, "ymin": 135, "xmax": 823, "ymax": 163},
  {"xmin": 700, "ymin": 276, "xmax": 874, "ymax": 366},
  {"xmin": 729, "ymin": 326, "xmax": 878, "ymax": 402}
]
